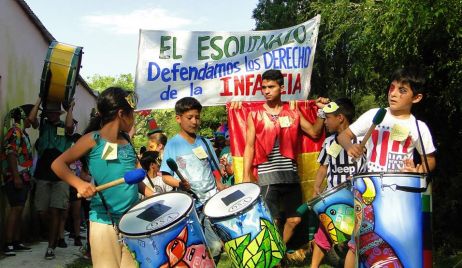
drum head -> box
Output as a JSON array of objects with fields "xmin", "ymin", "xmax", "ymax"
[
  {"xmin": 204, "ymin": 182, "xmax": 260, "ymax": 218},
  {"xmin": 118, "ymin": 192, "xmax": 193, "ymax": 236}
]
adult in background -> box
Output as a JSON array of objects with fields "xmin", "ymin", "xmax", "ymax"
[
  {"xmin": 31, "ymin": 98, "xmax": 75, "ymax": 260},
  {"xmin": 1, "ymin": 102, "xmax": 39, "ymax": 256}
]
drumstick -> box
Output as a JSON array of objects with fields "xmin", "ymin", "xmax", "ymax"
[
  {"xmin": 77, "ymin": 168, "xmax": 146, "ymax": 198},
  {"xmin": 359, "ymin": 108, "xmax": 387, "ymax": 148},
  {"xmin": 166, "ymin": 158, "xmax": 199, "ymax": 199}
]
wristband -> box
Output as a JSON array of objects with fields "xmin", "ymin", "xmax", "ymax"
[{"xmin": 317, "ymin": 109, "xmax": 326, "ymax": 119}]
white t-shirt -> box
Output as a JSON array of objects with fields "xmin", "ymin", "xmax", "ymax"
[
  {"xmin": 349, "ymin": 108, "xmax": 436, "ymax": 172},
  {"xmin": 143, "ymin": 175, "xmax": 173, "ymax": 193}
]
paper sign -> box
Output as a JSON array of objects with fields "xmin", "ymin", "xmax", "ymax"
[
  {"xmin": 327, "ymin": 142, "xmax": 342, "ymax": 158},
  {"xmin": 102, "ymin": 142, "xmax": 118, "ymax": 160},
  {"xmin": 391, "ymin": 124, "xmax": 410, "ymax": 141},
  {"xmin": 56, "ymin": 127, "xmax": 65, "ymax": 136},
  {"xmin": 192, "ymin": 146, "xmax": 208, "ymax": 160},
  {"xmin": 279, "ymin": 116, "xmax": 291, "ymax": 128}
]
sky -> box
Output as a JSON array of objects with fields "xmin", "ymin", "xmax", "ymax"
[{"xmin": 25, "ymin": 0, "xmax": 259, "ymax": 79}]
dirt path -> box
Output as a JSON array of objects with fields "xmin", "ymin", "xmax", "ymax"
[{"xmin": 0, "ymin": 236, "xmax": 84, "ymax": 268}]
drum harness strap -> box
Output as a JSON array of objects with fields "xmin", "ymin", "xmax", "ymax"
[
  {"xmin": 200, "ymin": 136, "xmax": 224, "ymax": 187},
  {"xmin": 199, "ymin": 136, "xmax": 225, "ymax": 226},
  {"xmin": 388, "ymin": 118, "xmax": 432, "ymax": 193},
  {"xmin": 93, "ymin": 180, "xmax": 118, "ymax": 233}
]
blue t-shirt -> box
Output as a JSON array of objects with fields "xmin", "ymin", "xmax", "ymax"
[
  {"xmin": 160, "ymin": 134, "xmax": 218, "ymax": 205},
  {"xmin": 87, "ymin": 132, "xmax": 138, "ymax": 225}
]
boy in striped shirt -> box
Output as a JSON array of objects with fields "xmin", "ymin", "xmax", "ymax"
[{"xmin": 311, "ymin": 98, "xmax": 362, "ymax": 268}]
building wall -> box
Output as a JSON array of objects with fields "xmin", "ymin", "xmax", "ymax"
[
  {"xmin": 0, "ymin": 0, "xmax": 96, "ymax": 244},
  {"xmin": 0, "ymin": 1, "xmax": 96, "ymax": 136}
]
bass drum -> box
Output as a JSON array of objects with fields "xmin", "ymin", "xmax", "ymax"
[
  {"xmin": 118, "ymin": 192, "xmax": 215, "ymax": 268},
  {"xmin": 352, "ymin": 172, "xmax": 432, "ymax": 268},
  {"xmin": 308, "ymin": 181, "xmax": 354, "ymax": 244},
  {"xmin": 40, "ymin": 41, "xmax": 82, "ymax": 109},
  {"xmin": 204, "ymin": 183, "xmax": 285, "ymax": 268}
]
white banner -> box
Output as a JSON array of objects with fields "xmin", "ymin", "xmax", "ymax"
[{"xmin": 135, "ymin": 15, "xmax": 320, "ymax": 110}]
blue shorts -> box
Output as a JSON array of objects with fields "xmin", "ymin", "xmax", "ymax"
[{"xmin": 4, "ymin": 179, "xmax": 30, "ymax": 207}]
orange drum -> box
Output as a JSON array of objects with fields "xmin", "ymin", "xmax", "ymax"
[{"xmin": 40, "ymin": 41, "xmax": 82, "ymax": 109}]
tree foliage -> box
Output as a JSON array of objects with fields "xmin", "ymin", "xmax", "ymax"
[
  {"xmin": 86, "ymin": 73, "xmax": 135, "ymax": 92},
  {"xmin": 253, "ymin": 0, "xmax": 462, "ymax": 252}
]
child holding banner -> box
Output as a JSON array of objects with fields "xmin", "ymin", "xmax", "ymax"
[{"xmin": 242, "ymin": 69, "xmax": 329, "ymax": 254}]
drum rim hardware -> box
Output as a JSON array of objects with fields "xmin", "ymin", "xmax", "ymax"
[
  {"xmin": 203, "ymin": 182, "xmax": 260, "ymax": 219},
  {"xmin": 118, "ymin": 192, "xmax": 194, "ymax": 238},
  {"xmin": 308, "ymin": 180, "xmax": 352, "ymax": 209},
  {"xmin": 352, "ymin": 172, "xmax": 429, "ymax": 193}
]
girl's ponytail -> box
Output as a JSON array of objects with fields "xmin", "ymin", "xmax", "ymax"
[
  {"xmin": 85, "ymin": 87, "xmax": 135, "ymax": 134},
  {"xmin": 84, "ymin": 112, "xmax": 102, "ymax": 134}
]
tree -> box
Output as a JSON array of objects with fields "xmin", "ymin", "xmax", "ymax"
[
  {"xmin": 253, "ymin": 0, "xmax": 462, "ymax": 255},
  {"xmin": 86, "ymin": 73, "xmax": 135, "ymax": 92}
]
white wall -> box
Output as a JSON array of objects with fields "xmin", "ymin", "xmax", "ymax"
[{"xmin": 0, "ymin": 0, "xmax": 96, "ymax": 140}]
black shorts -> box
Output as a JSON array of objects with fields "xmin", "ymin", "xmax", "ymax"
[
  {"xmin": 4, "ymin": 180, "xmax": 30, "ymax": 207},
  {"xmin": 260, "ymin": 183, "xmax": 302, "ymax": 220},
  {"xmin": 69, "ymin": 186, "xmax": 79, "ymax": 202}
]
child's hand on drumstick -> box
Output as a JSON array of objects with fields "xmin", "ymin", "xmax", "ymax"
[
  {"xmin": 178, "ymin": 179, "xmax": 191, "ymax": 191},
  {"xmin": 76, "ymin": 180, "xmax": 97, "ymax": 199}
]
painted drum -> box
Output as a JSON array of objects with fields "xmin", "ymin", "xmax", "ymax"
[
  {"xmin": 204, "ymin": 183, "xmax": 285, "ymax": 268},
  {"xmin": 40, "ymin": 41, "xmax": 82, "ymax": 109},
  {"xmin": 308, "ymin": 181, "xmax": 355, "ymax": 244},
  {"xmin": 353, "ymin": 172, "xmax": 432, "ymax": 268},
  {"xmin": 118, "ymin": 192, "xmax": 215, "ymax": 268}
]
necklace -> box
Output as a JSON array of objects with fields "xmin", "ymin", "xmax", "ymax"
[{"xmin": 264, "ymin": 103, "xmax": 282, "ymax": 115}]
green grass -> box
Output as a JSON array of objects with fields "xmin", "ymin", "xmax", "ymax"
[{"xmin": 66, "ymin": 251, "xmax": 462, "ymax": 268}]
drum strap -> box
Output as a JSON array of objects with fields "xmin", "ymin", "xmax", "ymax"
[
  {"xmin": 93, "ymin": 180, "xmax": 118, "ymax": 232},
  {"xmin": 394, "ymin": 184, "xmax": 428, "ymax": 193},
  {"xmin": 120, "ymin": 131, "xmax": 156, "ymax": 189},
  {"xmin": 415, "ymin": 118, "xmax": 431, "ymax": 177},
  {"xmin": 200, "ymin": 136, "xmax": 223, "ymax": 184}
]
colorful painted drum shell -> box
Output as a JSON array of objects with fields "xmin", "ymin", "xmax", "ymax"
[
  {"xmin": 207, "ymin": 190, "xmax": 285, "ymax": 268},
  {"xmin": 353, "ymin": 172, "xmax": 432, "ymax": 268},
  {"xmin": 119, "ymin": 193, "xmax": 214, "ymax": 268},
  {"xmin": 308, "ymin": 181, "xmax": 355, "ymax": 244},
  {"xmin": 40, "ymin": 41, "xmax": 82, "ymax": 107}
]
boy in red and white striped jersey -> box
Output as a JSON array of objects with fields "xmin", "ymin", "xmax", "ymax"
[{"xmin": 337, "ymin": 66, "xmax": 436, "ymax": 267}]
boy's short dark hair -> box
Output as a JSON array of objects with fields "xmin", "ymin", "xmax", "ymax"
[
  {"xmin": 391, "ymin": 66, "xmax": 425, "ymax": 95},
  {"xmin": 149, "ymin": 132, "xmax": 168, "ymax": 146},
  {"xmin": 175, "ymin": 97, "xmax": 202, "ymax": 115},
  {"xmin": 332, "ymin": 98, "xmax": 355, "ymax": 123},
  {"xmin": 140, "ymin": 151, "xmax": 161, "ymax": 171},
  {"xmin": 262, "ymin": 69, "xmax": 284, "ymax": 86}
]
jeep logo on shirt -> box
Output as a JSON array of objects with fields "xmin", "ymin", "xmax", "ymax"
[{"xmin": 331, "ymin": 165, "xmax": 357, "ymax": 174}]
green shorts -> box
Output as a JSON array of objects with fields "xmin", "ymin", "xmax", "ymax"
[{"xmin": 34, "ymin": 180, "xmax": 69, "ymax": 211}]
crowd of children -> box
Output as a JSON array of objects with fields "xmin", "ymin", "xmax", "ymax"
[{"xmin": 1, "ymin": 66, "xmax": 436, "ymax": 267}]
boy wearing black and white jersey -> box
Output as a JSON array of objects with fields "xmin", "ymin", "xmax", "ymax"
[{"xmin": 311, "ymin": 98, "xmax": 363, "ymax": 268}]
